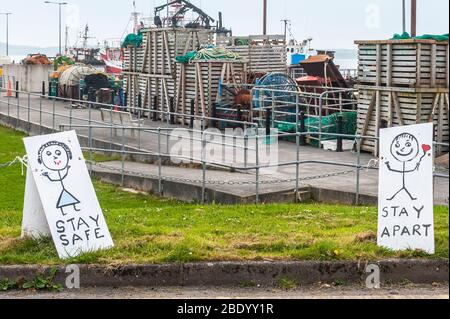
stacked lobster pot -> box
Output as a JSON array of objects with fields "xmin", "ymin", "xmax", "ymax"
[
  {"xmin": 174, "ymin": 47, "xmax": 248, "ymax": 126},
  {"xmin": 220, "ymin": 35, "xmax": 287, "ymax": 74},
  {"xmin": 355, "ymin": 38, "xmax": 449, "ymax": 156},
  {"xmin": 123, "ymin": 27, "xmax": 214, "ymax": 121}
]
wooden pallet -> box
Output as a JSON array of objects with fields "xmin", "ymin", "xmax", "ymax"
[
  {"xmin": 355, "ymin": 39, "xmax": 449, "ymax": 156},
  {"xmin": 355, "ymin": 39, "xmax": 449, "ymax": 88},
  {"xmin": 222, "ymin": 35, "xmax": 287, "ymax": 74},
  {"xmin": 123, "ymin": 27, "xmax": 214, "ymax": 117},
  {"xmin": 356, "ymin": 86, "xmax": 449, "ymax": 156},
  {"xmin": 174, "ymin": 60, "xmax": 247, "ymax": 125}
]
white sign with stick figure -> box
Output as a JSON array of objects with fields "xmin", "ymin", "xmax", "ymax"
[
  {"xmin": 378, "ymin": 123, "xmax": 435, "ymax": 254},
  {"xmin": 22, "ymin": 131, "xmax": 114, "ymax": 259}
]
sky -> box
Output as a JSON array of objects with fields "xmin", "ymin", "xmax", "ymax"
[{"xmin": 0, "ymin": 0, "xmax": 449, "ymax": 51}]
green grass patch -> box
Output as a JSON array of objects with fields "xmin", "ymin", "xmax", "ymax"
[{"xmin": 0, "ymin": 125, "xmax": 448, "ymax": 265}]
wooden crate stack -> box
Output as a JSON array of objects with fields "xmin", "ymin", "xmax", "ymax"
[
  {"xmin": 223, "ymin": 35, "xmax": 287, "ymax": 74},
  {"xmin": 355, "ymin": 39, "xmax": 449, "ymax": 156},
  {"xmin": 175, "ymin": 60, "xmax": 248, "ymax": 125},
  {"xmin": 123, "ymin": 27, "xmax": 214, "ymax": 120}
]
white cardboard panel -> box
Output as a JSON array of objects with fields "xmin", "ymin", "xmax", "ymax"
[
  {"xmin": 23, "ymin": 131, "xmax": 114, "ymax": 259},
  {"xmin": 378, "ymin": 123, "xmax": 435, "ymax": 254}
]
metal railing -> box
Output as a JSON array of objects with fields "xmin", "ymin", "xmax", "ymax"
[{"xmin": 0, "ymin": 87, "xmax": 448, "ymax": 206}]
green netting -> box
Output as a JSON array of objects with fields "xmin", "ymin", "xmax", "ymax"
[
  {"xmin": 391, "ymin": 32, "xmax": 449, "ymax": 42},
  {"xmin": 234, "ymin": 38, "xmax": 250, "ymax": 46},
  {"xmin": 176, "ymin": 47, "xmax": 241, "ymax": 64},
  {"xmin": 277, "ymin": 112, "xmax": 358, "ymax": 147},
  {"xmin": 175, "ymin": 51, "xmax": 197, "ymax": 63},
  {"xmin": 121, "ymin": 31, "xmax": 143, "ymax": 48}
]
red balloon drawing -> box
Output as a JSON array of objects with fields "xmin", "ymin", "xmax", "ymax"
[{"xmin": 422, "ymin": 144, "xmax": 431, "ymax": 153}]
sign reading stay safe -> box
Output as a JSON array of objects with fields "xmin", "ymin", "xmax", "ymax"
[
  {"xmin": 378, "ymin": 123, "xmax": 435, "ymax": 254},
  {"xmin": 22, "ymin": 131, "xmax": 114, "ymax": 259}
]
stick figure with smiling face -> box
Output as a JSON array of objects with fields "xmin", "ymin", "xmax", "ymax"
[
  {"xmin": 385, "ymin": 133, "xmax": 431, "ymax": 201},
  {"xmin": 38, "ymin": 141, "xmax": 81, "ymax": 216}
]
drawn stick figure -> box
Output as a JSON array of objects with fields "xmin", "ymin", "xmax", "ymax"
[
  {"xmin": 385, "ymin": 133, "xmax": 430, "ymax": 201},
  {"xmin": 38, "ymin": 141, "xmax": 81, "ymax": 216}
]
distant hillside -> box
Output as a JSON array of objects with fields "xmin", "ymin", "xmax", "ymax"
[{"xmin": 0, "ymin": 42, "xmax": 59, "ymax": 56}]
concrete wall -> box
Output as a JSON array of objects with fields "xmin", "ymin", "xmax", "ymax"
[{"xmin": 2, "ymin": 64, "xmax": 52, "ymax": 93}]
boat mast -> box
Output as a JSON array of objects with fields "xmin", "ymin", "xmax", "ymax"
[
  {"xmin": 132, "ymin": 1, "xmax": 139, "ymax": 34},
  {"xmin": 263, "ymin": 0, "xmax": 267, "ymax": 35}
]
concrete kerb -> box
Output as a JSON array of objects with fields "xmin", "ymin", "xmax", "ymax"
[{"xmin": 0, "ymin": 260, "xmax": 448, "ymax": 288}]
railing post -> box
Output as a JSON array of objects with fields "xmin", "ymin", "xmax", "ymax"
[
  {"xmin": 255, "ymin": 125, "xmax": 260, "ymax": 204},
  {"xmin": 355, "ymin": 135, "xmax": 362, "ymax": 205},
  {"xmin": 88, "ymin": 88, "xmax": 94, "ymax": 111},
  {"xmin": 158, "ymin": 128, "xmax": 163, "ymax": 195},
  {"xmin": 336, "ymin": 114, "xmax": 344, "ymax": 153},
  {"xmin": 39, "ymin": 96, "xmax": 42, "ymax": 135},
  {"xmin": 244, "ymin": 122, "xmax": 248, "ymax": 169},
  {"xmin": 295, "ymin": 95, "xmax": 300, "ymax": 202},
  {"xmin": 27, "ymin": 92, "xmax": 31, "ymax": 133},
  {"xmin": 201, "ymin": 129, "xmax": 206, "ymax": 204},
  {"xmin": 16, "ymin": 89, "xmax": 19, "ymax": 128},
  {"xmin": 121, "ymin": 126, "xmax": 125, "ymax": 187},
  {"xmin": 7, "ymin": 91, "xmax": 10, "ymax": 120},
  {"xmin": 52, "ymin": 99, "xmax": 56, "ymax": 131},
  {"xmin": 88, "ymin": 126, "xmax": 93, "ymax": 175},
  {"xmin": 299, "ymin": 111, "xmax": 307, "ymax": 146}
]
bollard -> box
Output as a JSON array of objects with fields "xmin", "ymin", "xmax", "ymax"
[
  {"xmin": 15, "ymin": 81, "xmax": 19, "ymax": 99},
  {"xmin": 169, "ymin": 97, "xmax": 175, "ymax": 125},
  {"xmin": 63, "ymin": 84, "xmax": 67, "ymax": 98},
  {"xmin": 210, "ymin": 103, "xmax": 217, "ymax": 129},
  {"xmin": 137, "ymin": 93, "xmax": 142, "ymax": 116},
  {"xmin": 265, "ymin": 107, "xmax": 272, "ymax": 137},
  {"xmin": 88, "ymin": 88, "xmax": 94, "ymax": 109},
  {"xmin": 42, "ymin": 81, "xmax": 46, "ymax": 97},
  {"xmin": 152, "ymin": 96, "xmax": 158, "ymax": 121},
  {"xmin": 124, "ymin": 92, "xmax": 128, "ymax": 109},
  {"xmin": 336, "ymin": 115, "xmax": 344, "ymax": 153},
  {"xmin": 190, "ymin": 99, "xmax": 195, "ymax": 129},
  {"xmin": 299, "ymin": 111, "xmax": 307, "ymax": 146},
  {"xmin": 110, "ymin": 90, "xmax": 115, "ymax": 106},
  {"xmin": 236, "ymin": 105, "xmax": 242, "ymax": 128}
]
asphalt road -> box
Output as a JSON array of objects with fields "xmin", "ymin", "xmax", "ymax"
[{"xmin": 1, "ymin": 284, "xmax": 448, "ymax": 299}]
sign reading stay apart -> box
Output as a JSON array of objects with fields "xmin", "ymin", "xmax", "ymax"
[
  {"xmin": 378, "ymin": 123, "xmax": 435, "ymax": 254},
  {"xmin": 22, "ymin": 131, "xmax": 114, "ymax": 259}
]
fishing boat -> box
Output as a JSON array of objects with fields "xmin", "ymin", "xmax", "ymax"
[
  {"xmin": 67, "ymin": 24, "xmax": 104, "ymax": 67},
  {"xmin": 100, "ymin": 39, "xmax": 123, "ymax": 75}
]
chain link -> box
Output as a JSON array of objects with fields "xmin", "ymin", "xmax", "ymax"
[{"xmin": 88, "ymin": 160, "xmax": 370, "ymax": 186}]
